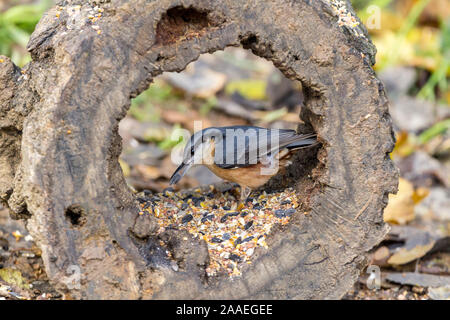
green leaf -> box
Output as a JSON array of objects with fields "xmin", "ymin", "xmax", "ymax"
[
  {"xmin": 0, "ymin": 268, "xmax": 30, "ymax": 290},
  {"xmin": 418, "ymin": 119, "xmax": 450, "ymax": 144},
  {"xmin": 158, "ymin": 125, "xmax": 183, "ymax": 150},
  {"xmin": 5, "ymin": 24, "xmax": 30, "ymax": 47},
  {"xmin": 261, "ymin": 107, "xmax": 288, "ymax": 123},
  {"xmin": 199, "ymin": 96, "xmax": 217, "ymax": 115},
  {"xmin": 2, "ymin": 5, "xmax": 43, "ymax": 26}
]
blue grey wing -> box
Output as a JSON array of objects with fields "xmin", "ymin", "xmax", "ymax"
[
  {"xmin": 215, "ymin": 129, "xmax": 315, "ymax": 169},
  {"xmin": 213, "ymin": 127, "xmax": 261, "ymax": 168}
]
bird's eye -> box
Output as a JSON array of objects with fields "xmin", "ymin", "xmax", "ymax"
[{"xmin": 190, "ymin": 146, "xmax": 195, "ymax": 155}]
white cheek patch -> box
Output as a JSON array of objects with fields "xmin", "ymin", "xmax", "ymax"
[
  {"xmin": 192, "ymin": 148, "xmax": 204, "ymax": 165},
  {"xmin": 193, "ymin": 142, "xmax": 215, "ymax": 165}
]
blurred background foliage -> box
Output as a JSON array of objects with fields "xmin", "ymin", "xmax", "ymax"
[
  {"xmin": 0, "ymin": 0, "xmax": 52, "ymax": 66},
  {"xmin": 0, "ymin": 0, "xmax": 447, "ymax": 101},
  {"xmin": 354, "ymin": 0, "xmax": 449, "ymax": 103},
  {"xmin": 0, "ymin": 0, "xmax": 450, "ymax": 99},
  {"xmin": 0, "ymin": 0, "xmax": 449, "ymax": 184}
]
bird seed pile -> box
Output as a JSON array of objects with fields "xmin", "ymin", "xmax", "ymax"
[{"xmin": 138, "ymin": 186, "xmax": 302, "ymax": 277}]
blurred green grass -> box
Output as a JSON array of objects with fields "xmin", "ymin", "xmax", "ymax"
[
  {"xmin": 355, "ymin": 0, "xmax": 448, "ymax": 104},
  {"xmin": 0, "ymin": 0, "xmax": 52, "ymax": 66}
]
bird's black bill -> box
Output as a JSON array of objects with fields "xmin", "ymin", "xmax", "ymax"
[{"xmin": 169, "ymin": 162, "xmax": 192, "ymax": 185}]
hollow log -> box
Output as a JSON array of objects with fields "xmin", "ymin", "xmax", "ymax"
[{"xmin": 0, "ymin": 0, "xmax": 398, "ymax": 299}]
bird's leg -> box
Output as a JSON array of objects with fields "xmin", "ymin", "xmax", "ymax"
[{"xmin": 240, "ymin": 186, "xmax": 252, "ymax": 201}]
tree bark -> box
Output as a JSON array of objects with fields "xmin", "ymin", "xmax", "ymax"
[{"xmin": 0, "ymin": 0, "xmax": 398, "ymax": 299}]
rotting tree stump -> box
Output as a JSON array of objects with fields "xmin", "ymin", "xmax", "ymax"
[{"xmin": 0, "ymin": 0, "xmax": 398, "ymax": 299}]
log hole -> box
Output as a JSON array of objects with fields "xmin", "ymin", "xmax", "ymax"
[
  {"xmin": 155, "ymin": 6, "xmax": 223, "ymax": 45},
  {"xmin": 121, "ymin": 48, "xmax": 322, "ymax": 278},
  {"xmin": 65, "ymin": 204, "xmax": 87, "ymax": 227}
]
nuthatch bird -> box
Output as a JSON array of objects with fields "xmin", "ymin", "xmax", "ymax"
[{"xmin": 170, "ymin": 126, "xmax": 317, "ymax": 200}]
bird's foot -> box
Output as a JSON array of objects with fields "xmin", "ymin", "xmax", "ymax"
[{"xmin": 240, "ymin": 186, "xmax": 252, "ymax": 202}]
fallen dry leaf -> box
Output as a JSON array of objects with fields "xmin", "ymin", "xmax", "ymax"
[
  {"xmin": 428, "ymin": 285, "xmax": 450, "ymax": 300},
  {"xmin": 371, "ymin": 245, "xmax": 391, "ymax": 267},
  {"xmin": 384, "ymin": 178, "xmax": 416, "ymax": 224},
  {"xmin": 11, "ymin": 230, "xmax": 23, "ymax": 242},
  {"xmin": 387, "ymin": 241, "xmax": 435, "ymax": 265},
  {"xmin": 387, "ymin": 225, "xmax": 437, "ymax": 265},
  {"xmin": 0, "ymin": 268, "xmax": 29, "ymax": 291},
  {"xmin": 133, "ymin": 164, "xmax": 162, "ymax": 180},
  {"xmin": 165, "ymin": 67, "xmax": 227, "ymax": 99},
  {"xmin": 385, "ymin": 272, "xmax": 450, "ymax": 288},
  {"xmin": 119, "ymin": 159, "xmax": 130, "ymax": 178},
  {"xmin": 412, "ymin": 187, "xmax": 430, "ymax": 204}
]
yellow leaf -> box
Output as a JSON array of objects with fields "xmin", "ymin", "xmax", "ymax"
[
  {"xmin": 373, "ymin": 27, "xmax": 442, "ymax": 72},
  {"xmin": 392, "ymin": 131, "xmax": 416, "ymax": 158},
  {"xmin": 0, "ymin": 268, "xmax": 29, "ymax": 290},
  {"xmin": 119, "ymin": 159, "xmax": 130, "ymax": 177},
  {"xmin": 412, "ymin": 187, "xmax": 429, "ymax": 204},
  {"xmin": 388, "ymin": 241, "xmax": 435, "ymax": 265},
  {"xmin": 384, "ymin": 178, "xmax": 415, "ymax": 225}
]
